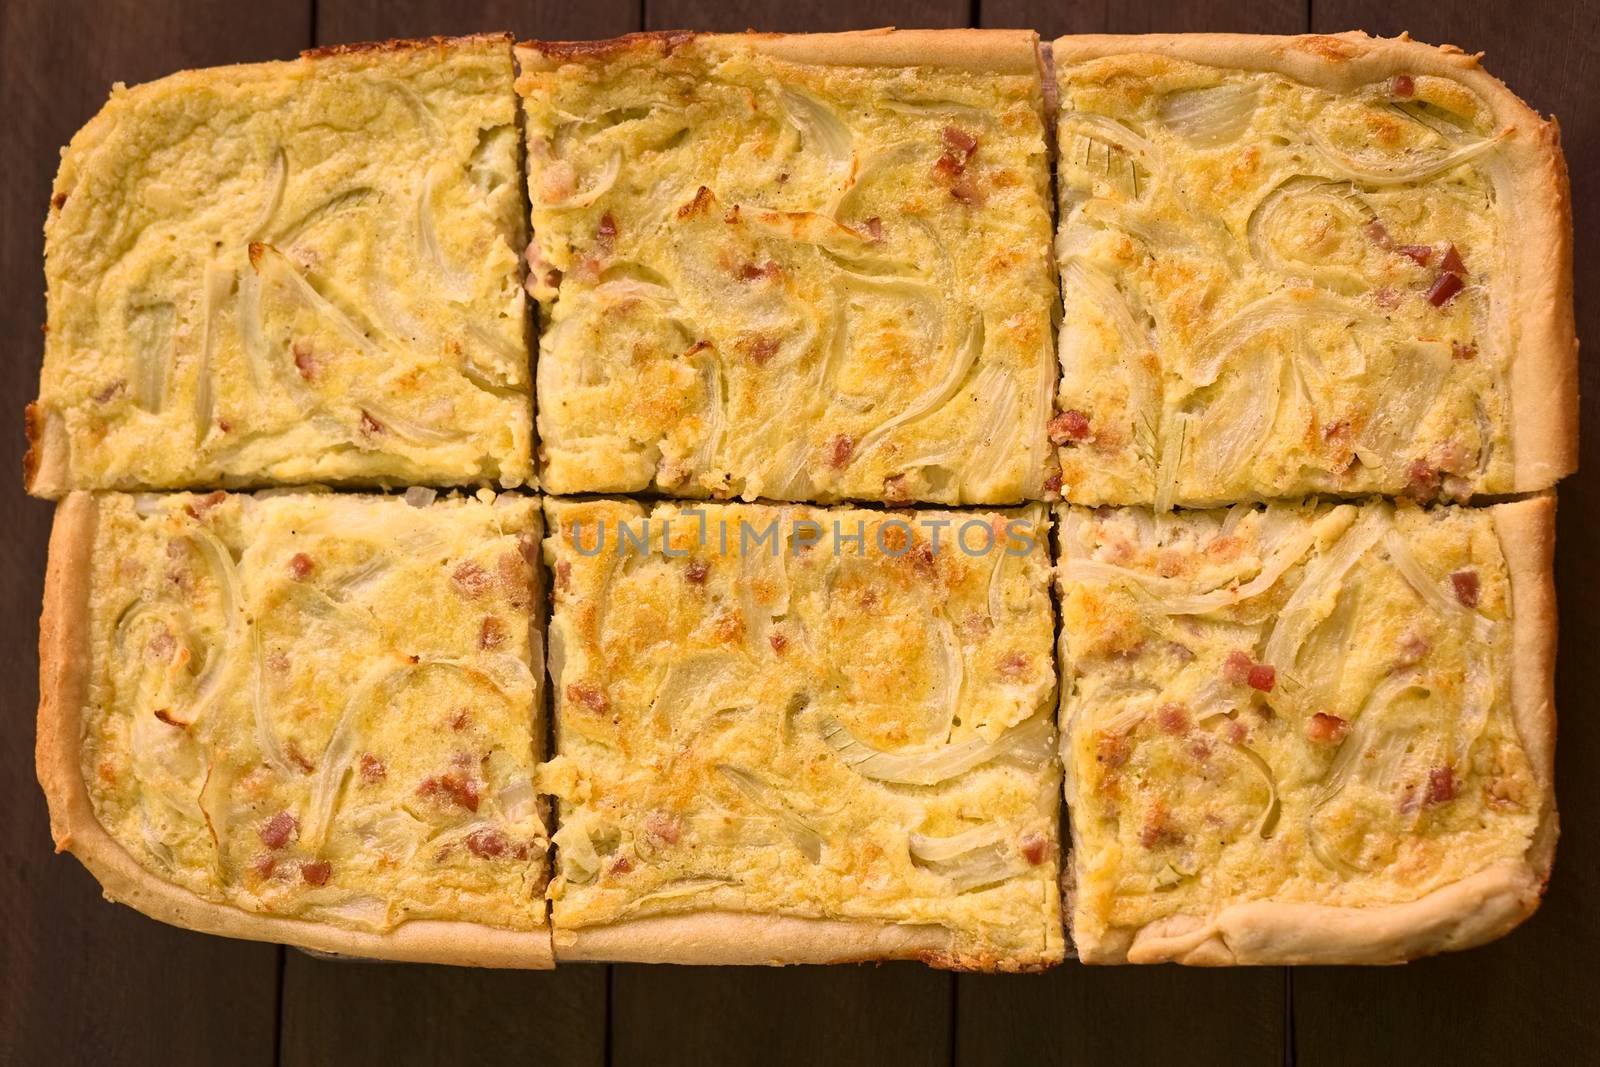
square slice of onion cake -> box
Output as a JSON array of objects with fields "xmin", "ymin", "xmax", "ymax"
[
  {"xmin": 541, "ymin": 497, "xmax": 1062, "ymax": 969},
  {"xmin": 37, "ymin": 490, "xmax": 551, "ymax": 967},
  {"xmin": 518, "ymin": 30, "xmax": 1058, "ymax": 505},
  {"xmin": 1050, "ymin": 33, "xmax": 1575, "ymax": 508},
  {"xmin": 1055, "ymin": 497, "xmax": 1556, "ymax": 964},
  {"xmin": 29, "ymin": 34, "xmax": 533, "ymax": 497}
]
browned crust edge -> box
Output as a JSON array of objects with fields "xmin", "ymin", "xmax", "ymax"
[
  {"xmin": 35, "ymin": 491, "xmax": 554, "ymax": 968},
  {"xmin": 554, "ymin": 912, "xmax": 1061, "ymax": 972},
  {"xmin": 302, "ymin": 31, "xmax": 513, "ymax": 61},
  {"xmin": 1050, "ymin": 31, "xmax": 1579, "ymax": 494},
  {"xmin": 517, "ymin": 27, "xmax": 1040, "ymax": 74}
]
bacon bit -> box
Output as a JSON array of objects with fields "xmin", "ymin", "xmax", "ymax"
[
  {"xmin": 1222, "ymin": 650, "xmax": 1255, "ymax": 685},
  {"xmin": 300, "ymin": 861, "xmax": 332, "ymax": 886},
  {"xmin": 882, "ymin": 474, "xmax": 911, "ymax": 503},
  {"xmin": 1247, "ymin": 664, "xmax": 1276, "ymax": 693},
  {"xmin": 452, "ymin": 560, "xmax": 491, "ymax": 598},
  {"xmin": 684, "ymin": 558, "xmax": 710, "ymax": 585},
  {"xmin": 1452, "ymin": 340, "xmax": 1477, "ymax": 361},
  {"xmin": 1096, "ymin": 731, "xmax": 1130, "ymax": 768},
  {"xmin": 742, "ymin": 334, "xmax": 779, "ymax": 365},
  {"xmin": 449, "ymin": 708, "xmax": 471, "ymax": 731},
  {"xmin": 259, "ymin": 811, "xmax": 299, "ymax": 849},
  {"xmin": 1186, "ymin": 736, "xmax": 1214, "ymax": 761},
  {"xmin": 478, "ymin": 616, "xmax": 506, "ymax": 651},
  {"xmin": 736, "ymin": 260, "xmax": 782, "ymax": 282},
  {"xmin": 1048, "ymin": 410, "xmax": 1092, "ymax": 445},
  {"xmin": 1449, "ymin": 568, "xmax": 1481, "ymax": 608},
  {"xmin": 596, "ymin": 212, "xmax": 618, "ymax": 253},
  {"xmin": 769, "ymin": 632, "xmax": 789, "ymax": 655},
  {"xmin": 216, "ymin": 417, "xmax": 233, "ymax": 434},
  {"xmin": 948, "ymin": 178, "xmax": 982, "ymax": 206},
  {"xmin": 359, "ymin": 753, "xmax": 387, "ymax": 783},
  {"xmin": 1391, "ymin": 73, "xmax": 1415, "ymax": 97},
  {"xmin": 1427, "ymin": 271, "xmax": 1464, "ymax": 307},
  {"xmin": 910, "ymin": 542, "xmax": 938, "ymax": 577},
  {"xmin": 292, "ymin": 342, "xmax": 318, "ymax": 380},
  {"xmin": 863, "ymin": 216, "xmax": 884, "ymax": 242},
  {"xmin": 358, "ymin": 410, "xmax": 384, "ymax": 436},
  {"xmin": 1372, "ymin": 286, "xmax": 1402, "ymax": 311},
  {"xmin": 1396, "ymin": 630, "xmax": 1431, "ymax": 667},
  {"xmin": 1439, "ymin": 243, "xmax": 1466, "ymax": 275},
  {"xmin": 1397, "ymin": 244, "xmax": 1434, "ymax": 266},
  {"xmin": 183, "ymin": 490, "xmax": 226, "ymax": 520},
  {"xmin": 827, "ymin": 434, "xmax": 854, "ymax": 470},
  {"xmin": 643, "ymin": 810, "xmax": 681, "ymax": 845},
  {"xmin": 416, "ymin": 772, "xmax": 480, "ymax": 812},
  {"xmin": 1405, "ymin": 460, "xmax": 1441, "ymax": 501},
  {"xmin": 1426, "ymin": 765, "xmax": 1457, "ymax": 806},
  {"xmin": 1434, "ymin": 439, "xmax": 1474, "ymax": 476},
  {"xmin": 942, "ymin": 125, "xmax": 979, "ymax": 159},
  {"xmin": 250, "ymin": 854, "xmax": 276, "ymax": 879},
  {"xmin": 1156, "ymin": 703, "xmax": 1190, "ymax": 735},
  {"xmin": 153, "ymin": 709, "xmax": 185, "ymax": 727},
  {"xmin": 1020, "ymin": 832, "xmax": 1049, "ymax": 865},
  {"xmin": 1363, "ymin": 220, "xmax": 1394, "ymax": 249},
  {"xmin": 1042, "ymin": 471, "xmax": 1063, "ymax": 497},
  {"xmin": 677, "ymin": 185, "xmax": 713, "ymax": 218},
  {"xmin": 287, "ymin": 552, "xmax": 315, "ymax": 580},
  {"xmin": 147, "ymin": 630, "xmax": 176, "ymax": 661},
  {"xmin": 609, "ymin": 856, "xmax": 633, "ymax": 875},
  {"xmin": 997, "ymin": 650, "xmax": 1030, "ymax": 678},
  {"xmin": 1306, "ymin": 713, "xmax": 1351, "ymax": 745},
  {"xmin": 567, "ymin": 681, "xmax": 609, "ymax": 715},
  {"xmin": 553, "ymin": 560, "xmax": 573, "ymax": 595},
  {"xmin": 1224, "ymin": 719, "xmax": 1249, "ymax": 745},
  {"xmin": 1139, "ymin": 805, "xmax": 1180, "ymax": 849},
  {"xmin": 466, "ymin": 828, "xmax": 509, "ymax": 859},
  {"xmin": 94, "ymin": 379, "xmax": 126, "ymax": 404}
]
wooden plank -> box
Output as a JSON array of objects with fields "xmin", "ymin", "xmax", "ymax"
[
  {"xmin": 957, "ymin": 968, "xmax": 1286, "ymax": 1065},
  {"xmin": 644, "ymin": 0, "xmax": 969, "ymax": 34},
  {"xmin": 610, "ymin": 963, "xmax": 954, "ymax": 1066},
  {"xmin": 315, "ymin": 0, "xmax": 639, "ymax": 44},
  {"xmin": 0, "ymin": 4, "xmax": 307, "ymax": 1064},
  {"xmin": 1294, "ymin": 0, "xmax": 1600, "ymax": 1059},
  {"xmin": 279, "ymin": 952, "xmax": 606, "ymax": 1065},
  {"xmin": 980, "ymin": 0, "xmax": 1304, "ymax": 36},
  {"xmin": 956, "ymin": 3, "xmax": 1304, "ymax": 1064}
]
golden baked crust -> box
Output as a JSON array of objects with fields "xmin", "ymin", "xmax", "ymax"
[
  {"xmin": 541, "ymin": 497, "xmax": 1063, "ymax": 970},
  {"xmin": 518, "ymin": 30, "xmax": 1058, "ymax": 504},
  {"xmin": 30, "ymin": 34, "xmax": 533, "ymax": 497},
  {"xmin": 1056, "ymin": 496, "xmax": 1555, "ymax": 964},
  {"xmin": 1049, "ymin": 32, "xmax": 1576, "ymax": 508},
  {"xmin": 36, "ymin": 490, "xmax": 551, "ymax": 967}
]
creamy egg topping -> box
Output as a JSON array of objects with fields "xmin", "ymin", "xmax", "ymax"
[
  {"xmin": 80, "ymin": 491, "xmax": 546, "ymax": 932},
  {"xmin": 1055, "ymin": 53, "xmax": 1512, "ymax": 506},
  {"xmin": 519, "ymin": 33, "xmax": 1058, "ymax": 505},
  {"xmin": 1058, "ymin": 502, "xmax": 1539, "ymax": 953},
  {"xmin": 540, "ymin": 498, "xmax": 1062, "ymax": 967},
  {"xmin": 33, "ymin": 35, "xmax": 532, "ymax": 496}
]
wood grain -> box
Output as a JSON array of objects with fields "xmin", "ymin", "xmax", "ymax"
[
  {"xmin": 644, "ymin": 0, "xmax": 969, "ymax": 33},
  {"xmin": 279, "ymin": 950, "xmax": 606, "ymax": 1065},
  {"xmin": 315, "ymin": 0, "xmax": 639, "ymax": 44},
  {"xmin": 0, "ymin": 3, "xmax": 308, "ymax": 1064}
]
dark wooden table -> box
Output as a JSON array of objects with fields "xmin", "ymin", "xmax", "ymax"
[{"xmin": 2, "ymin": 1, "xmax": 1594, "ymax": 1063}]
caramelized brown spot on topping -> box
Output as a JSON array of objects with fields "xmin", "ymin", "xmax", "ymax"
[
  {"xmin": 287, "ymin": 552, "xmax": 315, "ymax": 580},
  {"xmin": 567, "ymin": 681, "xmax": 609, "ymax": 715}
]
